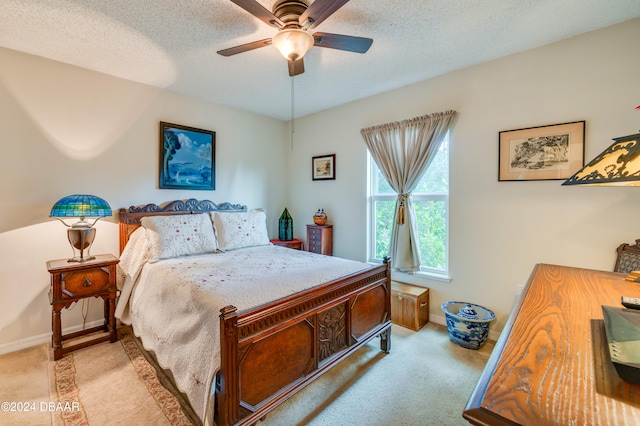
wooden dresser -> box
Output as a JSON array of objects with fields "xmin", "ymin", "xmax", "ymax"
[
  {"xmin": 464, "ymin": 263, "xmax": 640, "ymax": 425},
  {"xmin": 307, "ymin": 224, "xmax": 332, "ymax": 256}
]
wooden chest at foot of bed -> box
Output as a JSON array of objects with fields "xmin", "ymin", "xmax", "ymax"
[{"xmin": 390, "ymin": 281, "xmax": 429, "ymax": 331}]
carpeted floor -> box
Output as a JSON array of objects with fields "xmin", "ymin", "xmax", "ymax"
[
  {"xmin": 259, "ymin": 323, "xmax": 494, "ymax": 426},
  {"xmin": 0, "ymin": 322, "xmax": 494, "ymax": 426}
]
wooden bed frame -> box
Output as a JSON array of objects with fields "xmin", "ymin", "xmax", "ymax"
[{"xmin": 118, "ymin": 199, "xmax": 392, "ymax": 426}]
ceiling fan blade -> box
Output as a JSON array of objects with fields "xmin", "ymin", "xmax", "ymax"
[
  {"xmin": 299, "ymin": 0, "xmax": 350, "ymax": 29},
  {"xmin": 217, "ymin": 38, "xmax": 272, "ymax": 56},
  {"xmin": 313, "ymin": 32, "xmax": 373, "ymax": 53},
  {"xmin": 229, "ymin": 0, "xmax": 284, "ymax": 28},
  {"xmin": 288, "ymin": 58, "xmax": 305, "ymax": 76}
]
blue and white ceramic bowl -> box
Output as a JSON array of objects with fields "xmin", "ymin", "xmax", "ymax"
[{"xmin": 441, "ymin": 301, "xmax": 495, "ymax": 350}]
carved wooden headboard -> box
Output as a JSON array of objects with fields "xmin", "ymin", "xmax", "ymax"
[{"xmin": 118, "ymin": 199, "xmax": 247, "ymax": 254}]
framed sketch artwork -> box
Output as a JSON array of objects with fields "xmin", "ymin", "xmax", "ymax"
[
  {"xmin": 312, "ymin": 154, "xmax": 336, "ymax": 180},
  {"xmin": 498, "ymin": 121, "xmax": 585, "ymax": 181},
  {"xmin": 159, "ymin": 122, "xmax": 215, "ymax": 190}
]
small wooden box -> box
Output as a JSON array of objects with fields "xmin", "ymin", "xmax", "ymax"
[{"xmin": 390, "ymin": 281, "xmax": 429, "ymax": 331}]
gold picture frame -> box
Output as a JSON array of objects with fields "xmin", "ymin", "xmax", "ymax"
[
  {"xmin": 159, "ymin": 122, "xmax": 215, "ymax": 190},
  {"xmin": 499, "ymin": 121, "xmax": 585, "ymax": 181}
]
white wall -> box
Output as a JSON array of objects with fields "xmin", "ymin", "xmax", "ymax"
[
  {"xmin": 288, "ymin": 19, "xmax": 640, "ymax": 333},
  {"xmin": 2, "ymin": 19, "xmax": 639, "ymax": 353},
  {"xmin": 0, "ymin": 47, "xmax": 288, "ymax": 351}
]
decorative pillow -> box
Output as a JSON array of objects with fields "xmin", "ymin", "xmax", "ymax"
[
  {"xmin": 211, "ymin": 210, "xmax": 270, "ymax": 251},
  {"xmin": 141, "ymin": 213, "xmax": 217, "ymax": 262}
]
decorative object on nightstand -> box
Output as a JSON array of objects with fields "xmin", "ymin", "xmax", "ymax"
[
  {"xmin": 279, "ymin": 207, "xmax": 293, "ymax": 241},
  {"xmin": 313, "ymin": 208, "xmax": 327, "ymax": 225},
  {"xmin": 390, "ymin": 281, "xmax": 429, "ymax": 331},
  {"xmin": 50, "ymin": 194, "xmax": 112, "ymax": 262},
  {"xmin": 270, "ymin": 238, "xmax": 303, "ymax": 250},
  {"xmin": 307, "ymin": 223, "xmax": 332, "ymax": 255},
  {"xmin": 47, "ymin": 253, "xmax": 119, "ymax": 360}
]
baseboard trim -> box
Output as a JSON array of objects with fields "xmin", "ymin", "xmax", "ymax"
[{"xmin": 0, "ymin": 320, "xmax": 105, "ymax": 356}]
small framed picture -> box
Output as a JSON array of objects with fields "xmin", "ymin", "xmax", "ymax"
[
  {"xmin": 312, "ymin": 154, "xmax": 336, "ymax": 181},
  {"xmin": 159, "ymin": 122, "xmax": 215, "ymax": 190},
  {"xmin": 498, "ymin": 121, "xmax": 585, "ymax": 181}
]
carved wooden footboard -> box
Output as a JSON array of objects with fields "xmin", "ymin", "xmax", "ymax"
[
  {"xmin": 118, "ymin": 200, "xmax": 391, "ymax": 426},
  {"xmin": 217, "ymin": 261, "xmax": 391, "ymax": 425}
]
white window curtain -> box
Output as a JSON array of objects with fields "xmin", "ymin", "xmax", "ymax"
[{"xmin": 361, "ymin": 110, "xmax": 456, "ymax": 272}]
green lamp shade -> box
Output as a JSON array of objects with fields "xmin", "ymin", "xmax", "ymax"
[
  {"xmin": 279, "ymin": 208, "xmax": 293, "ymax": 241},
  {"xmin": 50, "ymin": 194, "xmax": 112, "ymax": 218}
]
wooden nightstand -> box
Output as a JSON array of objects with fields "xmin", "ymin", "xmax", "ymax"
[
  {"xmin": 307, "ymin": 224, "xmax": 333, "ymax": 256},
  {"xmin": 47, "ymin": 253, "xmax": 120, "ymax": 360},
  {"xmin": 270, "ymin": 238, "xmax": 303, "ymax": 250}
]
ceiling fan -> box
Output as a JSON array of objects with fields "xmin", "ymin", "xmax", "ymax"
[{"xmin": 217, "ymin": 0, "xmax": 373, "ymax": 76}]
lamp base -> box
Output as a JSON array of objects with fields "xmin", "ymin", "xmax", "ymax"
[
  {"xmin": 67, "ymin": 227, "xmax": 96, "ymax": 263},
  {"xmin": 67, "ymin": 255, "xmax": 96, "ymax": 263}
]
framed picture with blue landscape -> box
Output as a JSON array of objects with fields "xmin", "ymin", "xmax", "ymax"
[{"xmin": 159, "ymin": 121, "xmax": 215, "ymax": 190}]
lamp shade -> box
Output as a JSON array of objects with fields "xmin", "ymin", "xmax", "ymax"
[
  {"xmin": 50, "ymin": 194, "xmax": 112, "ymax": 218},
  {"xmin": 563, "ymin": 132, "xmax": 640, "ymax": 186},
  {"xmin": 272, "ymin": 29, "xmax": 314, "ymax": 61}
]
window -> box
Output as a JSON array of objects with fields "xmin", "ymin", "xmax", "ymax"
[{"xmin": 368, "ymin": 134, "xmax": 449, "ymax": 277}]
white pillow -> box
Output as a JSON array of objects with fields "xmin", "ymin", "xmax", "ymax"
[
  {"xmin": 211, "ymin": 210, "xmax": 270, "ymax": 251},
  {"xmin": 141, "ymin": 213, "xmax": 217, "ymax": 262}
]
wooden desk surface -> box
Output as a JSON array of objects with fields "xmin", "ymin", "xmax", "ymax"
[{"xmin": 464, "ymin": 263, "xmax": 640, "ymax": 425}]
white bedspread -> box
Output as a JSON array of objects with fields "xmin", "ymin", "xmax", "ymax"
[{"xmin": 115, "ymin": 244, "xmax": 370, "ymax": 421}]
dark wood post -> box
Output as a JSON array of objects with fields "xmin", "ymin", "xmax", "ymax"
[
  {"xmin": 380, "ymin": 257, "xmax": 392, "ymax": 353},
  {"xmin": 217, "ymin": 305, "xmax": 239, "ymax": 426}
]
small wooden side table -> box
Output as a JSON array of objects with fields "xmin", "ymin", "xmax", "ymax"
[
  {"xmin": 47, "ymin": 253, "xmax": 120, "ymax": 360},
  {"xmin": 270, "ymin": 238, "xmax": 303, "ymax": 250}
]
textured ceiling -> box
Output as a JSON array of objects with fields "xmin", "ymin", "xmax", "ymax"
[{"xmin": 1, "ymin": 0, "xmax": 639, "ymax": 121}]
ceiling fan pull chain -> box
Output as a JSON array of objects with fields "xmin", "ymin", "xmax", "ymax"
[{"xmin": 291, "ymin": 76, "xmax": 295, "ymax": 150}]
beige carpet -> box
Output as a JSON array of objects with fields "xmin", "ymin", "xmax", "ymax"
[
  {"xmin": 0, "ymin": 323, "xmax": 493, "ymax": 426},
  {"xmin": 0, "ymin": 342, "xmax": 51, "ymax": 426},
  {"xmin": 0, "ymin": 328, "xmax": 194, "ymax": 426},
  {"xmin": 49, "ymin": 330, "xmax": 193, "ymax": 426},
  {"xmin": 260, "ymin": 323, "xmax": 494, "ymax": 426}
]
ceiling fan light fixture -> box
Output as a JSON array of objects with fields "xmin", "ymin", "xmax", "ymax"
[{"xmin": 272, "ymin": 29, "xmax": 314, "ymax": 61}]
